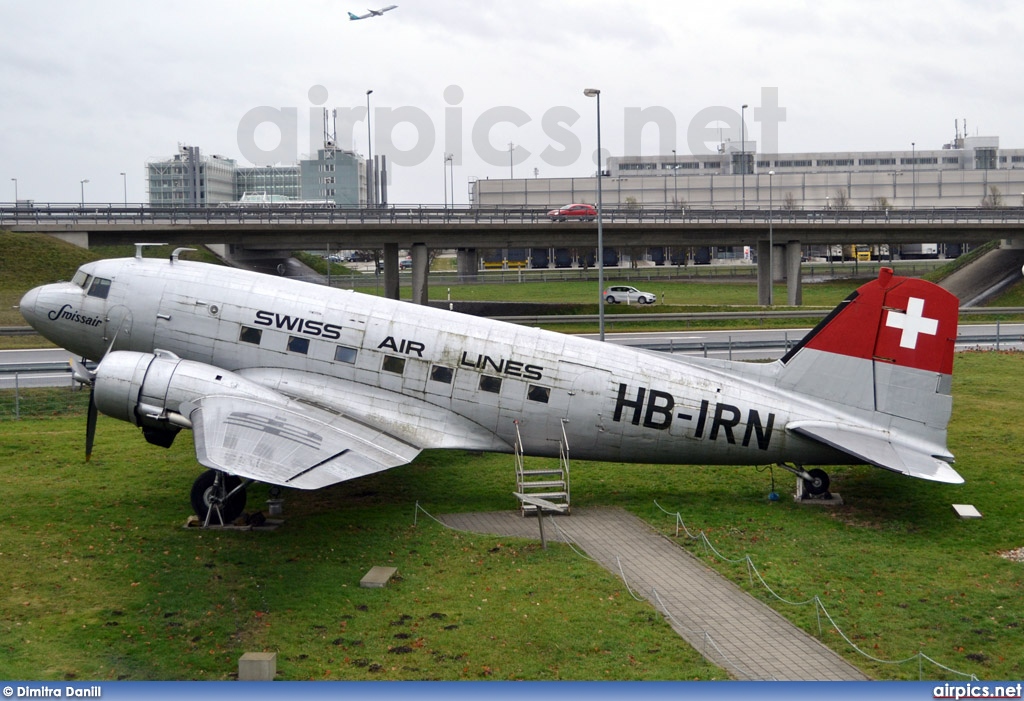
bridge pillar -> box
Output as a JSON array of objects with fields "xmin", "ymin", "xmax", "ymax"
[
  {"xmin": 757, "ymin": 241, "xmax": 794, "ymax": 306},
  {"xmin": 457, "ymin": 248, "xmax": 478, "ymax": 282},
  {"xmin": 785, "ymin": 241, "xmax": 803, "ymax": 306},
  {"xmin": 411, "ymin": 243, "xmax": 429, "ymax": 305},
  {"xmin": 382, "ymin": 243, "xmax": 400, "ymax": 300},
  {"xmin": 756, "ymin": 240, "xmax": 772, "ymax": 305}
]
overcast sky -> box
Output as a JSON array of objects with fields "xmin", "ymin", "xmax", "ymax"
[{"xmin": 3, "ymin": 0, "xmax": 1023, "ymax": 205}]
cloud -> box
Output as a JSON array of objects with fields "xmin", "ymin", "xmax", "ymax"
[{"xmin": 2, "ymin": 0, "xmax": 1023, "ymax": 204}]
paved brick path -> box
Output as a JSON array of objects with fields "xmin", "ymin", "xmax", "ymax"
[{"xmin": 438, "ymin": 507, "xmax": 868, "ymax": 681}]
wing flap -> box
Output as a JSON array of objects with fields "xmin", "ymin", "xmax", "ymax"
[
  {"xmin": 186, "ymin": 396, "xmax": 421, "ymax": 490},
  {"xmin": 788, "ymin": 420, "xmax": 963, "ymax": 484}
]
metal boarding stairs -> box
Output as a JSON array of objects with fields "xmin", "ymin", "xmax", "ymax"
[{"xmin": 513, "ymin": 419, "xmax": 571, "ymax": 516}]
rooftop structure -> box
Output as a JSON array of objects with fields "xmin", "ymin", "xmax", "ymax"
[{"xmin": 472, "ymin": 132, "xmax": 1024, "ymax": 210}]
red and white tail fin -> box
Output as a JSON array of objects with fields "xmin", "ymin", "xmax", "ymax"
[{"xmin": 779, "ymin": 268, "xmax": 963, "ymax": 484}]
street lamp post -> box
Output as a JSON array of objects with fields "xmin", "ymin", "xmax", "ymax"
[
  {"xmin": 10, "ymin": 178, "xmax": 17, "ymax": 203},
  {"xmin": 448, "ymin": 154, "xmax": 455, "ymax": 210},
  {"xmin": 741, "ymin": 103, "xmax": 748, "ymax": 209},
  {"xmin": 80, "ymin": 179, "xmax": 89, "ymax": 206},
  {"xmin": 911, "ymin": 142, "xmax": 916, "ymax": 208},
  {"xmin": 366, "ymin": 89, "xmax": 374, "ymax": 207},
  {"xmin": 584, "ymin": 88, "xmax": 605, "ymax": 341},
  {"xmin": 444, "ymin": 153, "xmax": 455, "ymax": 214},
  {"xmin": 671, "ymin": 149, "xmax": 677, "ymax": 206},
  {"xmin": 508, "ymin": 142, "xmax": 515, "ymax": 179},
  {"xmin": 120, "ymin": 172, "xmax": 127, "ymax": 206},
  {"xmin": 768, "ymin": 170, "xmax": 775, "ymax": 306}
]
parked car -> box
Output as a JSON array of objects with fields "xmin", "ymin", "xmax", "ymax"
[
  {"xmin": 603, "ymin": 285, "xmax": 656, "ymax": 305},
  {"xmin": 399, "ymin": 258, "xmax": 413, "ymax": 270},
  {"xmin": 547, "ymin": 203, "xmax": 596, "ymax": 221}
]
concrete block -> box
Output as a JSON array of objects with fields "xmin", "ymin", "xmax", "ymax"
[
  {"xmin": 239, "ymin": 651, "xmax": 277, "ymax": 681},
  {"xmin": 952, "ymin": 503, "xmax": 982, "ymax": 519},
  {"xmin": 360, "ymin": 565, "xmax": 398, "ymax": 588}
]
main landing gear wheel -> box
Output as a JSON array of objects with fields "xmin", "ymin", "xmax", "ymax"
[
  {"xmin": 802, "ymin": 468, "xmax": 831, "ymax": 497},
  {"xmin": 190, "ymin": 469, "xmax": 247, "ymax": 526}
]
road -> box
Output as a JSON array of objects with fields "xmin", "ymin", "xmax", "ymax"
[
  {"xmin": 583, "ymin": 321, "xmax": 1024, "ymax": 360},
  {"xmin": 4, "ymin": 323, "xmax": 1022, "ymax": 388},
  {"xmin": 0, "ymin": 348, "xmax": 82, "ymax": 389}
]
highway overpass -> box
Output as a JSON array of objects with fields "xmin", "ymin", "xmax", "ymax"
[{"xmin": 3, "ymin": 204, "xmax": 1022, "ymax": 305}]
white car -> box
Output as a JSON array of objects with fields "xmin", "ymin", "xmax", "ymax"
[{"xmin": 603, "ymin": 285, "xmax": 656, "ymax": 304}]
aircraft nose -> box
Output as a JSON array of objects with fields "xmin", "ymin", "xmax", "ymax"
[{"xmin": 19, "ymin": 286, "xmax": 42, "ymax": 330}]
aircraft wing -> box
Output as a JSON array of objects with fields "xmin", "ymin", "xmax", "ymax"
[
  {"xmin": 184, "ymin": 396, "xmax": 421, "ymax": 490},
  {"xmin": 787, "ymin": 420, "xmax": 963, "ymax": 484}
]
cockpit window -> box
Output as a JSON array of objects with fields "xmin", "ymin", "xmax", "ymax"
[
  {"xmin": 72, "ymin": 270, "xmax": 90, "ymax": 289},
  {"xmin": 87, "ymin": 277, "xmax": 111, "ymax": 299}
]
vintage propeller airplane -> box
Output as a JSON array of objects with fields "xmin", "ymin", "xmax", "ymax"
[{"xmin": 19, "ymin": 247, "xmax": 963, "ymax": 524}]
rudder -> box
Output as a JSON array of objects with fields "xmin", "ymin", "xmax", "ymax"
[{"xmin": 776, "ymin": 268, "xmax": 961, "ymax": 483}]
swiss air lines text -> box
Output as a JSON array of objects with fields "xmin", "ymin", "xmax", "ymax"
[{"xmin": 612, "ymin": 383, "xmax": 775, "ymax": 450}]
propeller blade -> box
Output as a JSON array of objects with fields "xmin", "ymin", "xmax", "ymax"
[
  {"xmin": 69, "ymin": 358, "xmax": 95, "ymax": 385},
  {"xmin": 85, "ymin": 387, "xmax": 98, "ymax": 462}
]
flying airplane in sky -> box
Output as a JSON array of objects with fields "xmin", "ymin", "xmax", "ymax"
[
  {"xmin": 348, "ymin": 5, "xmax": 397, "ymax": 20},
  {"xmin": 19, "ymin": 248, "xmax": 963, "ymax": 524}
]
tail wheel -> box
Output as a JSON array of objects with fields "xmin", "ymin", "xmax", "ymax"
[
  {"xmin": 190, "ymin": 469, "xmax": 247, "ymax": 525},
  {"xmin": 803, "ymin": 468, "xmax": 831, "ymax": 496}
]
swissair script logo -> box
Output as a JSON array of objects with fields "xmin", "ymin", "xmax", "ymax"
[{"xmin": 885, "ymin": 297, "xmax": 939, "ymax": 349}]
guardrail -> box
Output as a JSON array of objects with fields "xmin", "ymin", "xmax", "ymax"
[
  {"xmin": 4, "ymin": 203, "xmax": 1024, "ymax": 227},
  {"xmin": 3, "ymin": 308, "xmax": 1023, "ymax": 339},
  {"xmin": 0, "ymin": 361, "xmax": 96, "ymax": 375},
  {"xmin": 619, "ymin": 333, "xmax": 1024, "ymax": 359},
  {"xmin": 493, "ymin": 307, "xmax": 1024, "ymax": 325},
  {"xmin": 2, "ymin": 331, "xmax": 1020, "ymax": 376}
]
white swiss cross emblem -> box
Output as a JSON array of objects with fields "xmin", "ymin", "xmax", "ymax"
[{"xmin": 885, "ymin": 297, "xmax": 939, "ymax": 349}]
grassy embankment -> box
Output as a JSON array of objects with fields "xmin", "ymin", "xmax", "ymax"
[{"xmin": 4, "ymin": 232, "xmax": 1003, "ymax": 344}]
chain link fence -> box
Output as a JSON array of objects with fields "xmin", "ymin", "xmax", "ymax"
[{"xmin": 0, "ymin": 383, "xmax": 90, "ymax": 420}]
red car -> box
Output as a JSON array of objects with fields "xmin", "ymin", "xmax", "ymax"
[{"xmin": 547, "ymin": 203, "xmax": 596, "ymax": 221}]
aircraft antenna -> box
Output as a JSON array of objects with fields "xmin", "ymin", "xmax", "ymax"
[
  {"xmin": 171, "ymin": 247, "xmax": 197, "ymax": 263},
  {"xmin": 134, "ymin": 242, "xmax": 168, "ymax": 260},
  {"xmin": 323, "ymin": 108, "xmax": 337, "ymax": 152}
]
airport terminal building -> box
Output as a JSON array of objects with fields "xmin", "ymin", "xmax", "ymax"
[{"xmin": 471, "ymin": 134, "xmax": 1024, "ymax": 210}]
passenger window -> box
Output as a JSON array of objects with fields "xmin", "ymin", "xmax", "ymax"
[
  {"xmin": 239, "ymin": 326, "xmax": 263, "ymax": 344},
  {"xmin": 430, "ymin": 365, "xmax": 454, "ymax": 384},
  {"xmin": 287, "ymin": 336, "xmax": 310, "ymax": 354},
  {"xmin": 382, "ymin": 355, "xmax": 406, "ymax": 374},
  {"xmin": 335, "ymin": 345, "xmax": 358, "ymax": 364},
  {"xmin": 479, "ymin": 376, "xmax": 502, "ymax": 394},
  {"xmin": 87, "ymin": 277, "xmax": 111, "ymax": 299},
  {"xmin": 527, "ymin": 385, "xmax": 551, "ymax": 403}
]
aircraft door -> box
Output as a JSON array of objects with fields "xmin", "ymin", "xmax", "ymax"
[
  {"xmin": 562, "ymin": 366, "xmax": 622, "ymax": 452},
  {"xmin": 105, "ymin": 305, "xmax": 133, "ymax": 354}
]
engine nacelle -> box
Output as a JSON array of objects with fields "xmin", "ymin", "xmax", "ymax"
[{"xmin": 93, "ymin": 350, "xmax": 288, "ymax": 442}]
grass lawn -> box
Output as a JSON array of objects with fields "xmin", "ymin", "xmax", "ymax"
[{"xmin": 1, "ymin": 352, "xmax": 1022, "ymax": 681}]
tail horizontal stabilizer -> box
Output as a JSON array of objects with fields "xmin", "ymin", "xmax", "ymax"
[{"xmin": 788, "ymin": 420, "xmax": 963, "ymax": 484}]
